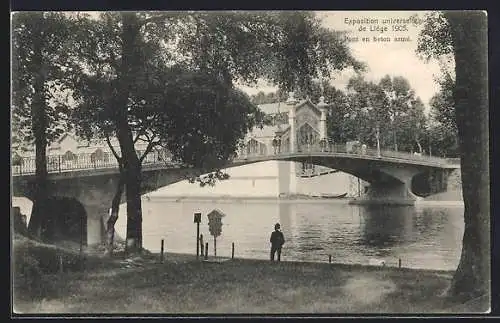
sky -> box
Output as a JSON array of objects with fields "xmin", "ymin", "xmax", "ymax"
[{"xmin": 237, "ymin": 11, "xmax": 445, "ymax": 109}]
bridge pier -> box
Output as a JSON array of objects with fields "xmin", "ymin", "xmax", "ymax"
[
  {"xmin": 346, "ymin": 165, "xmax": 423, "ymax": 206},
  {"xmin": 349, "ymin": 180, "xmax": 419, "ymax": 206},
  {"xmin": 84, "ymin": 203, "xmax": 107, "ymax": 246},
  {"xmin": 12, "ymin": 166, "xmax": 197, "ymax": 246}
]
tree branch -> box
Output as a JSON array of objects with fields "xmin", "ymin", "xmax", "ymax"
[
  {"xmin": 139, "ymin": 136, "xmax": 161, "ymax": 163},
  {"xmin": 133, "ymin": 126, "xmax": 148, "ymax": 144},
  {"xmin": 105, "ymin": 134, "xmax": 122, "ymax": 163}
]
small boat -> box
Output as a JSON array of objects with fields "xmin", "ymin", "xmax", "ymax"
[
  {"xmin": 300, "ymin": 169, "xmax": 340, "ymax": 178},
  {"xmin": 319, "ymin": 193, "xmax": 347, "ymax": 199}
]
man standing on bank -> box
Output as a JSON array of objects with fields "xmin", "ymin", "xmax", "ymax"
[{"xmin": 270, "ymin": 223, "xmax": 285, "ymax": 261}]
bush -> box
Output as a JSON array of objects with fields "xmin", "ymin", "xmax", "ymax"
[
  {"xmin": 12, "ymin": 237, "xmax": 86, "ymax": 300},
  {"xmin": 12, "ymin": 207, "xmax": 29, "ymax": 237},
  {"xmin": 12, "ymin": 248, "xmax": 44, "ymax": 300}
]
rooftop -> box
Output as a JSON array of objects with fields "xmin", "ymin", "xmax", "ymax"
[
  {"xmin": 257, "ymin": 101, "xmax": 293, "ymax": 115},
  {"xmin": 247, "ymin": 124, "xmax": 290, "ymax": 139}
]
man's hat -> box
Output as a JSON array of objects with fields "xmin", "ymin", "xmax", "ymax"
[{"xmin": 275, "ymin": 223, "xmax": 280, "ymax": 230}]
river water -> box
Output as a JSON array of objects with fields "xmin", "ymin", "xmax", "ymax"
[{"xmin": 115, "ymin": 198, "xmax": 464, "ymax": 271}]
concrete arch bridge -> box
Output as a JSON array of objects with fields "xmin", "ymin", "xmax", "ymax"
[{"xmin": 11, "ymin": 145, "xmax": 460, "ymax": 246}]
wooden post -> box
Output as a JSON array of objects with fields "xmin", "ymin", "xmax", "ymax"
[
  {"xmin": 232, "ymin": 242, "xmax": 235, "ymax": 259},
  {"xmin": 194, "ymin": 212, "xmax": 201, "ymax": 259},
  {"xmin": 329, "ymin": 255, "xmax": 332, "ymax": 263},
  {"xmin": 214, "ymin": 236, "xmax": 217, "ymax": 257},
  {"xmin": 398, "ymin": 258, "xmax": 401, "ymax": 268},
  {"xmin": 160, "ymin": 239, "xmax": 164, "ymax": 263},
  {"xmin": 196, "ymin": 221, "xmax": 200, "ymax": 259},
  {"xmin": 200, "ymin": 234, "xmax": 204, "ymax": 256},
  {"xmin": 205, "ymin": 243, "xmax": 209, "ymax": 260},
  {"xmin": 80, "ymin": 214, "xmax": 84, "ymax": 270}
]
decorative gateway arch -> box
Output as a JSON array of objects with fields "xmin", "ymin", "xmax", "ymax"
[{"xmin": 242, "ymin": 92, "xmax": 329, "ymax": 195}]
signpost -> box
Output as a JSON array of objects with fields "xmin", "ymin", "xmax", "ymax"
[
  {"xmin": 194, "ymin": 212, "xmax": 202, "ymax": 259},
  {"xmin": 207, "ymin": 209, "xmax": 225, "ymax": 257}
]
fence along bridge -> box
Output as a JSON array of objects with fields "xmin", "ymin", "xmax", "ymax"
[{"xmin": 11, "ymin": 143, "xmax": 459, "ymax": 177}]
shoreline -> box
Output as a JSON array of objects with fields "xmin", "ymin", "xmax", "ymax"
[
  {"xmin": 144, "ymin": 194, "xmax": 464, "ymax": 206},
  {"xmin": 151, "ymin": 251, "xmax": 457, "ymax": 275}
]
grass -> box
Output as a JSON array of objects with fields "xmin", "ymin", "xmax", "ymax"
[{"xmin": 12, "ymin": 236, "xmax": 489, "ymax": 315}]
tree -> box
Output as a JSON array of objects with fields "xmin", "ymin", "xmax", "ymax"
[
  {"xmin": 417, "ymin": 11, "xmax": 489, "ymax": 302},
  {"xmin": 416, "ymin": 10, "xmax": 458, "ymax": 159},
  {"xmin": 427, "ymin": 73, "xmax": 459, "ymax": 157},
  {"xmin": 323, "ymin": 85, "xmax": 353, "ymax": 145},
  {"xmin": 395, "ymin": 97, "xmax": 428, "ymax": 153},
  {"xmin": 73, "ymin": 63, "xmax": 261, "ymax": 253},
  {"xmin": 378, "ymin": 75, "xmax": 428, "ymax": 153},
  {"xmin": 70, "ymin": 11, "xmax": 362, "ymax": 253},
  {"xmin": 342, "ymin": 76, "xmax": 392, "ymax": 147},
  {"xmin": 11, "ymin": 12, "xmax": 77, "ymax": 239}
]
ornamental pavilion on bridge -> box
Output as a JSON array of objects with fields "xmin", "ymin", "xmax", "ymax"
[{"xmin": 241, "ymin": 91, "xmax": 329, "ymax": 158}]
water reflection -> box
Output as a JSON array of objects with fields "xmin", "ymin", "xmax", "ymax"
[
  {"xmin": 358, "ymin": 205, "xmax": 413, "ymax": 249},
  {"xmin": 116, "ymin": 198, "xmax": 464, "ymax": 270}
]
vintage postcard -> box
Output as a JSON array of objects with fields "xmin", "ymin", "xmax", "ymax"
[{"xmin": 11, "ymin": 10, "xmax": 490, "ymax": 316}]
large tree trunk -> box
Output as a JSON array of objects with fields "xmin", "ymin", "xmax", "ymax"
[
  {"xmin": 115, "ymin": 12, "xmax": 144, "ymax": 254},
  {"xmin": 446, "ymin": 11, "xmax": 490, "ymax": 301},
  {"xmin": 122, "ymin": 152, "xmax": 143, "ymax": 253},
  {"xmin": 27, "ymin": 28, "xmax": 49, "ymax": 240}
]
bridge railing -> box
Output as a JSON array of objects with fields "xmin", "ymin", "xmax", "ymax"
[
  {"xmin": 11, "ymin": 149, "xmax": 178, "ymax": 176},
  {"xmin": 237, "ymin": 143, "xmax": 455, "ymax": 166},
  {"xmin": 12, "ymin": 143, "xmax": 459, "ymax": 176}
]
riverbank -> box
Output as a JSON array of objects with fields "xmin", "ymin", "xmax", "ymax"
[
  {"xmin": 146, "ymin": 194, "xmax": 351, "ymax": 202},
  {"xmin": 12, "ymin": 237, "xmax": 488, "ymax": 315},
  {"xmin": 145, "ymin": 189, "xmax": 463, "ymax": 206}
]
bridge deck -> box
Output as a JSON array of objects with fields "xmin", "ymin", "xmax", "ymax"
[{"xmin": 11, "ymin": 145, "xmax": 460, "ymax": 177}]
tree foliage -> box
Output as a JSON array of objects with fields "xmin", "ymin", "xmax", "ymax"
[
  {"xmin": 324, "ymin": 75, "xmax": 425, "ymax": 151},
  {"xmin": 427, "ymin": 73, "xmax": 459, "ymax": 157},
  {"xmin": 149, "ymin": 67, "xmax": 265, "ymax": 171},
  {"xmin": 173, "ymin": 11, "xmax": 364, "ymax": 92},
  {"xmin": 377, "ymin": 75, "xmax": 427, "ymax": 152},
  {"xmin": 416, "ymin": 12, "xmax": 458, "ymax": 158},
  {"xmin": 416, "ymin": 11, "xmax": 454, "ymax": 62},
  {"xmin": 12, "ymin": 12, "xmax": 76, "ymax": 145},
  {"xmin": 11, "ymin": 12, "xmax": 80, "ymax": 238}
]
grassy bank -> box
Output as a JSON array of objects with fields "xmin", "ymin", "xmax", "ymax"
[{"xmin": 12, "ymin": 240, "xmax": 489, "ymax": 315}]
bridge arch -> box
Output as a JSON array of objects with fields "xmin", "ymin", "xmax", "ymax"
[
  {"xmin": 14, "ymin": 196, "xmax": 88, "ymax": 246},
  {"xmin": 250, "ymin": 155, "xmax": 431, "ymax": 203}
]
